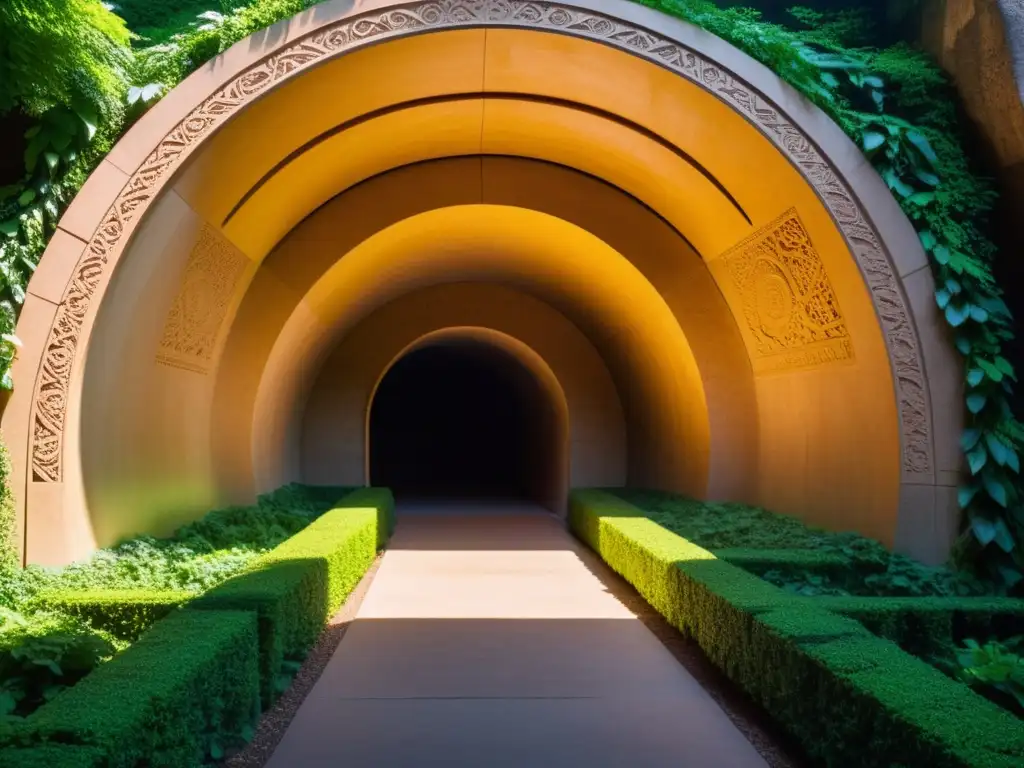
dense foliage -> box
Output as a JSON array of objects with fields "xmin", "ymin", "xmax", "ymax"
[
  {"xmin": 0, "ymin": 0, "xmax": 1020, "ymax": 582},
  {"xmin": 0, "ymin": 1, "xmax": 131, "ymax": 349},
  {"xmin": 8, "ymin": 608, "xmax": 263, "ymax": 767},
  {"xmin": 957, "ymin": 635, "xmax": 1024, "ymax": 716},
  {"xmin": 614, "ymin": 488, "xmax": 990, "ymax": 597},
  {"xmin": 0, "ymin": 490, "xmax": 391, "ymax": 767},
  {"xmin": 635, "ymin": 2, "xmax": 1023, "ymax": 587},
  {"xmin": 572, "ymin": 489, "xmax": 1024, "ymax": 764},
  {"xmin": 0, "ymin": 483, "xmax": 349, "ymax": 720},
  {"xmin": 0, "ymin": 608, "xmax": 119, "ymax": 718},
  {"xmin": 111, "ymin": 0, "xmax": 216, "ymax": 42}
]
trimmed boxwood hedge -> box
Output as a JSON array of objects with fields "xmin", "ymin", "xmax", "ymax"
[
  {"xmin": 34, "ymin": 589, "xmax": 193, "ymax": 641},
  {"xmin": 192, "ymin": 487, "xmax": 394, "ymax": 704},
  {"xmin": 0, "ymin": 744, "xmax": 106, "ymax": 768},
  {"xmin": 1, "ymin": 608, "xmax": 260, "ymax": 766},
  {"xmin": 569, "ymin": 489, "xmax": 1024, "ymax": 768},
  {"xmin": 813, "ymin": 595, "xmax": 1024, "ymax": 659},
  {"xmin": 0, "ymin": 486, "xmax": 394, "ymax": 765},
  {"xmin": 715, "ymin": 548, "xmax": 860, "ymax": 578}
]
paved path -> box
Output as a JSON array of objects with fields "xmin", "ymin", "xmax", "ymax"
[{"xmin": 267, "ymin": 503, "xmax": 768, "ymax": 767}]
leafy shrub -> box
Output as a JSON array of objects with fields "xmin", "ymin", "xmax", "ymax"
[
  {"xmin": 0, "ymin": 0, "xmax": 130, "ymax": 118},
  {"xmin": 813, "ymin": 595, "xmax": 1024, "ymax": 660},
  {"xmin": 958, "ymin": 635, "xmax": 1024, "ymax": 715},
  {"xmin": 111, "ymin": 0, "xmax": 218, "ymax": 42},
  {"xmin": 0, "ymin": 608, "xmax": 118, "ymax": 719},
  {"xmin": 129, "ymin": 0, "xmax": 310, "ymax": 89},
  {"xmin": 0, "ymin": 483, "xmax": 350, "ymax": 723},
  {"xmin": 0, "ymin": 1, "xmax": 131, "ymax": 339}
]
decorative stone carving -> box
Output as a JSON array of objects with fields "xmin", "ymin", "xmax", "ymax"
[
  {"xmin": 156, "ymin": 226, "xmax": 248, "ymax": 374},
  {"xmin": 721, "ymin": 210, "xmax": 853, "ymax": 373},
  {"xmin": 28, "ymin": 0, "xmax": 933, "ymax": 482}
]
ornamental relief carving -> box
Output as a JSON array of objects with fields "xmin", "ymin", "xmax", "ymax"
[
  {"xmin": 28, "ymin": 0, "xmax": 933, "ymax": 483},
  {"xmin": 156, "ymin": 226, "xmax": 249, "ymax": 374},
  {"xmin": 720, "ymin": 210, "xmax": 853, "ymax": 374}
]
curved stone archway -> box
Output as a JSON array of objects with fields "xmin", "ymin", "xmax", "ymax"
[{"xmin": 3, "ymin": 0, "xmax": 961, "ymax": 566}]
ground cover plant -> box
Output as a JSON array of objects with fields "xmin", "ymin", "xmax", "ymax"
[
  {"xmin": 613, "ymin": 487, "xmax": 1024, "ymax": 727},
  {"xmin": 0, "ymin": 483, "xmax": 352, "ymax": 721},
  {"xmin": 0, "ymin": 488, "xmax": 391, "ymax": 767}
]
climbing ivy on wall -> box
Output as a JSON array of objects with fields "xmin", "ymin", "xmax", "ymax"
[
  {"xmin": 0, "ymin": 0, "xmax": 1020, "ymax": 585},
  {"xmin": 642, "ymin": 1, "xmax": 1024, "ymax": 588},
  {"xmin": 0, "ymin": 0, "xmax": 132, "ymax": 387}
]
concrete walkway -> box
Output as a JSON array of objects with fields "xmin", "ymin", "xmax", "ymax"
[{"xmin": 267, "ymin": 503, "xmax": 768, "ymax": 767}]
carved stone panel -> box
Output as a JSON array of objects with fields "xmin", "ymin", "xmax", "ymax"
[
  {"xmin": 718, "ymin": 209, "xmax": 853, "ymax": 374},
  {"xmin": 156, "ymin": 226, "xmax": 248, "ymax": 374}
]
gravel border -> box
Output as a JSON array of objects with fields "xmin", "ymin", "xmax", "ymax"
[{"xmin": 226, "ymin": 533, "xmax": 806, "ymax": 768}]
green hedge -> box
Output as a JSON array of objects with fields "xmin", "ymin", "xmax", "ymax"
[
  {"xmin": 337, "ymin": 486, "xmax": 395, "ymax": 548},
  {"xmin": 569, "ymin": 489, "xmax": 1024, "ymax": 768},
  {"xmin": 814, "ymin": 596, "xmax": 1024, "ymax": 658},
  {"xmin": 0, "ymin": 744, "xmax": 105, "ymax": 768},
  {"xmin": 192, "ymin": 487, "xmax": 393, "ymax": 704},
  {"xmin": 2, "ymin": 609, "xmax": 260, "ymax": 767},
  {"xmin": 715, "ymin": 548, "xmax": 858, "ymax": 577},
  {"xmin": 35, "ymin": 589, "xmax": 192, "ymax": 641}
]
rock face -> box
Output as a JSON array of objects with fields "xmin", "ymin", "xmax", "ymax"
[{"xmin": 921, "ymin": 0, "xmax": 1024, "ymax": 193}]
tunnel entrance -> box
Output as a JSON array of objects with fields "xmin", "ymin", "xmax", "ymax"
[{"xmin": 369, "ymin": 339, "xmax": 560, "ymax": 507}]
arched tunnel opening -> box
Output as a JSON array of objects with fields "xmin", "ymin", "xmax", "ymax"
[{"xmin": 368, "ymin": 339, "xmax": 563, "ymax": 508}]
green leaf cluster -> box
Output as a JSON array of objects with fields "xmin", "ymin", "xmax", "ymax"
[
  {"xmin": 0, "ymin": 609, "xmax": 118, "ymax": 720},
  {"xmin": 129, "ymin": 0, "xmax": 311, "ymax": 90},
  {"xmin": 110, "ymin": 0, "xmax": 217, "ymax": 42},
  {"xmin": 0, "ymin": 0, "xmax": 130, "ymax": 118},
  {"xmin": 0, "ymin": 0, "xmax": 130, "ymax": 347},
  {"xmin": 958, "ymin": 635, "xmax": 1024, "ymax": 715}
]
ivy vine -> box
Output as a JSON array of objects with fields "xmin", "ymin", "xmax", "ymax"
[{"xmin": 643, "ymin": 0, "xmax": 1023, "ymax": 588}]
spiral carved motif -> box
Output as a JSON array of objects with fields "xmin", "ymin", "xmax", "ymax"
[{"xmin": 29, "ymin": 0, "xmax": 931, "ymax": 481}]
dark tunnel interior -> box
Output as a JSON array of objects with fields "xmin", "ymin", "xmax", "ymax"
[{"xmin": 369, "ymin": 340, "xmax": 558, "ymax": 506}]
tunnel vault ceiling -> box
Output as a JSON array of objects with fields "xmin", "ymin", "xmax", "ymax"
[{"xmin": 4, "ymin": 0, "xmax": 962, "ymax": 568}]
